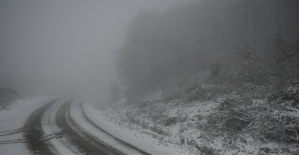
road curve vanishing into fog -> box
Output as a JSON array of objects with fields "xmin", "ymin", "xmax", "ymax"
[{"xmin": 24, "ymin": 99, "xmax": 151, "ymax": 155}]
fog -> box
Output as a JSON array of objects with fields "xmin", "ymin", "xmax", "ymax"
[
  {"xmin": 0, "ymin": 0, "xmax": 182, "ymax": 100},
  {"xmin": 1, "ymin": 0, "xmax": 298, "ymax": 101}
]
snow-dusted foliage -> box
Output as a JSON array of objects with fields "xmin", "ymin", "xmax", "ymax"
[{"xmin": 98, "ymin": 73, "xmax": 299, "ymax": 154}]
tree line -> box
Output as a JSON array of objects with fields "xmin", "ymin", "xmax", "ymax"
[{"xmin": 115, "ymin": 0, "xmax": 299, "ymax": 95}]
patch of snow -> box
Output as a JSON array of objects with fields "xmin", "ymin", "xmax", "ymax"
[
  {"xmin": 0, "ymin": 95, "xmax": 52, "ymax": 155},
  {"xmin": 82, "ymin": 101, "xmax": 188, "ymax": 155},
  {"xmin": 41, "ymin": 99, "xmax": 83, "ymax": 155},
  {"xmin": 69, "ymin": 100, "xmax": 144, "ymax": 155}
]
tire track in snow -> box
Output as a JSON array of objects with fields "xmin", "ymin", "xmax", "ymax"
[
  {"xmin": 79, "ymin": 102, "xmax": 151, "ymax": 155},
  {"xmin": 56, "ymin": 100, "xmax": 125, "ymax": 155},
  {"xmin": 0, "ymin": 138, "xmax": 28, "ymax": 145},
  {"xmin": 41, "ymin": 99, "xmax": 82, "ymax": 155},
  {"xmin": 23, "ymin": 99, "xmax": 151, "ymax": 155},
  {"xmin": 24, "ymin": 99, "xmax": 59, "ymax": 155},
  {"xmin": 0, "ymin": 128, "xmax": 25, "ymax": 137}
]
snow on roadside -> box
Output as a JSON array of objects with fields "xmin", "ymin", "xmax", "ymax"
[
  {"xmin": 84, "ymin": 95, "xmax": 299, "ymax": 155},
  {"xmin": 69, "ymin": 100, "xmax": 144, "ymax": 155},
  {"xmin": 82, "ymin": 101, "xmax": 190, "ymax": 155},
  {"xmin": 0, "ymin": 95, "xmax": 53, "ymax": 155}
]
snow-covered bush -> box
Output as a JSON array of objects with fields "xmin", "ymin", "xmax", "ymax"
[
  {"xmin": 183, "ymin": 85, "xmax": 206, "ymax": 102},
  {"xmin": 235, "ymin": 46, "xmax": 268, "ymax": 85}
]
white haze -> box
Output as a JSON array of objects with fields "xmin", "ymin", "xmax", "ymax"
[{"xmin": 0, "ymin": 0, "xmax": 188, "ymax": 100}]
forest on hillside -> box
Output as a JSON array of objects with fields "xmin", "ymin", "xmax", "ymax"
[{"xmin": 114, "ymin": 0, "xmax": 299, "ymax": 97}]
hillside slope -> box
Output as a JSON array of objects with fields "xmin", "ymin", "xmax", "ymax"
[{"xmin": 96, "ymin": 77, "xmax": 299, "ymax": 155}]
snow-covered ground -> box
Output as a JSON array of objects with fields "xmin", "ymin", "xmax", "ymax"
[
  {"xmin": 1, "ymin": 96, "xmax": 192, "ymax": 155},
  {"xmin": 82, "ymin": 101, "xmax": 191, "ymax": 155},
  {"xmin": 70, "ymin": 100, "xmax": 148, "ymax": 155},
  {"xmin": 0, "ymin": 95, "xmax": 52, "ymax": 155},
  {"xmin": 85, "ymin": 86, "xmax": 299, "ymax": 155},
  {"xmin": 41, "ymin": 99, "xmax": 84, "ymax": 155},
  {"xmin": 1, "ymin": 87, "xmax": 298, "ymax": 155}
]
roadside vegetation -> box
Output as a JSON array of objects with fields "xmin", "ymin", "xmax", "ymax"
[
  {"xmin": 106, "ymin": 0, "xmax": 299, "ymax": 154},
  {"xmin": 0, "ymin": 88, "xmax": 18, "ymax": 111}
]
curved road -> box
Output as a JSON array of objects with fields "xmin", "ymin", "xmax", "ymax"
[{"xmin": 24, "ymin": 99, "xmax": 150, "ymax": 155}]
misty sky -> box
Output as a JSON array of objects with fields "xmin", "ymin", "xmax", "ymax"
[{"xmin": 0, "ymin": 0, "xmax": 188, "ymax": 100}]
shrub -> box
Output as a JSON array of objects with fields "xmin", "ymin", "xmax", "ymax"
[
  {"xmin": 195, "ymin": 144, "xmax": 216, "ymax": 155},
  {"xmin": 164, "ymin": 117, "xmax": 180, "ymax": 126},
  {"xmin": 235, "ymin": 46, "xmax": 268, "ymax": 84},
  {"xmin": 210, "ymin": 63, "xmax": 221, "ymax": 78},
  {"xmin": 0, "ymin": 88, "xmax": 18, "ymax": 111}
]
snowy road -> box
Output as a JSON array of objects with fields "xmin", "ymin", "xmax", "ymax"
[{"xmin": 23, "ymin": 99, "xmax": 150, "ymax": 155}]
